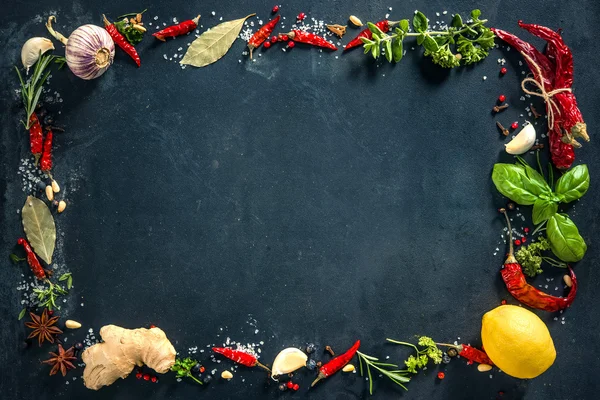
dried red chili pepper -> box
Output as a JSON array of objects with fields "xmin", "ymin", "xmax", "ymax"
[
  {"xmin": 247, "ymin": 15, "xmax": 280, "ymax": 58},
  {"xmin": 212, "ymin": 347, "xmax": 270, "ymax": 372},
  {"xmin": 153, "ymin": 15, "xmax": 200, "ymax": 42},
  {"xmin": 29, "ymin": 113, "xmax": 43, "ymax": 164},
  {"xmin": 17, "ymin": 238, "xmax": 47, "ymax": 280},
  {"xmin": 283, "ymin": 30, "xmax": 337, "ymax": 51},
  {"xmin": 345, "ymin": 20, "xmax": 394, "ymax": 51},
  {"xmin": 103, "ymin": 15, "xmax": 141, "ymax": 67},
  {"xmin": 311, "ymin": 340, "xmax": 360, "ymax": 387},
  {"xmin": 437, "ymin": 343, "xmax": 494, "ymax": 365},
  {"xmin": 499, "ymin": 209, "xmax": 577, "ymax": 312},
  {"xmin": 39, "ymin": 127, "xmax": 53, "ymax": 172}
]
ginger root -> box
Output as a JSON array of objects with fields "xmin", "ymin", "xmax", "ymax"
[{"xmin": 82, "ymin": 325, "xmax": 176, "ymax": 390}]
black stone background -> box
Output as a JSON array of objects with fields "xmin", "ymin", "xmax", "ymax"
[{"xmin": 1, "ymin": 1, "xmax": 599, "ymax": 399}]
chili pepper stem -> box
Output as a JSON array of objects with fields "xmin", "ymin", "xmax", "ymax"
[
  {"xmin": 499, "ymin": 208, "xmax": 517, "ymax": 263},
  {"xmin": 311, "ymin": 372, "xmax": 326, "ymax": 387},
  {"xmin": 255, "ymin": 361, "xmax": 271, "ymax": 372},
  {"xmin": 435, "ymin": 342, "xmax": 460, "ymax": 349},
  {"xmin": 191, "ymin": 15, "xmax": 201, "ymax": 26}
]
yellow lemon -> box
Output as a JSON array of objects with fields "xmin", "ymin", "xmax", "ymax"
[{"xmin": 481, "ymin": 305, "xmax": 555, "ymax": 379}]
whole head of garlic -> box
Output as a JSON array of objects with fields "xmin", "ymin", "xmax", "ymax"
[
  {"xmin": 505, "ymin": 122, "xmax": 537, "ymax": 155},
  {"xmin": 21, "ymin": 37, "xmax": 55, "ymax": 73}
]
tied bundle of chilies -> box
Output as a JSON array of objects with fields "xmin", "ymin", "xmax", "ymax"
[
  {"xmin": 492, "ymin": 22, "xmax": 589, "ymax": 170},
  {"xmin": 499, "ymin": 208, "xmax": 577, "ymax": 312}
]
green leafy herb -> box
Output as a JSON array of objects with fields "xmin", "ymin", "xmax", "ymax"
[
  {"xmin": 492, "ymin": 163, "xmax": 550, "ymax": 205},
  {"xmin": 387, "ymin": 336, "xmax": 443, "ymax": 373},
  {"xmin": 15, "ymin": 52, "xmax": 55, "ymax": 129},
  {"xmin": 18, "ymin": 308, "xmax": 27, "ymax": 320},
  {"xmin": 114, "ymin": 18, "xmax": 145, "ymax": 45},
  {"xmin": 515, "ymin": 237, "xmax": 567, "ymax": 277},
  {"xmin": 357, "ymin": 351, "xmax": 409, "ymax": 394},
  {"xmin": 10, "ymin": 254, "xmax": 26, "ymax": 264},
  {"xmin": 171, "ymin": 357, "xmax": 203, "ymax": 385},
  {"xmin": 59, "ymin": 273, "xmax": 73, "ymax": 290},
  {"xmin": 532, "ymin": 198, "xmax": 558, "ymax": 225},
  {"xmin": 554, "ymin": 164, "xmax": 590, "ymax": 203},
  {"xmin": 546, "ymin": 214, "xmax": 587, "ymax": 262},
  {"xmin": 32, "ymin": 281, "xmax": 68, "ymax": 311},
  {"xmin": 362, "ymin": 9, "xmax": 494, "ymax": 68}
]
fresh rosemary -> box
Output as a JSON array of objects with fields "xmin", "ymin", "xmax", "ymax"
[{"xmin": 15, "ymin": 52, "xmax": 55, "ymax": 129}]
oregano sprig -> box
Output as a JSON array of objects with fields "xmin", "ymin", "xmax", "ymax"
[{"xmin": 361, "ymin": 9, "xmax": 494, "ymax": 68}]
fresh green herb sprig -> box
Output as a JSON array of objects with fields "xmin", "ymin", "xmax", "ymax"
[
  {"xmin": 114, "ymin": 18, "xmax": 145, "ymax": 45},
  {"xmin": 15, "ymin": 52, "xmax": 55, "ymax": 129},
  {"xmin": 10, "ymin": 253, "xmax": 26, "ymax": 264},
  {"xmin": 357, "ymin": 351, "xmax": 410, "ymax": 394},
  {"xmin": 32, "ymin": 280, "xmax": 68, "ymax": 311},
  {"xmin": 515, "ymin": 237, "xmax": 567, "ymax": 277},
  {"xmin": 387, "ymin": 336, "xmax": 443, "ymax": 373},
  {"xmin": 492, "ymin": 157, "xmax": 589, "ymax": 262},
  {"xmin": 361, "ymin": 10, "xmax": 494, "ymax": 68},
  {"xmin": 171, "ymin": 357, "xmax": 203, "ymax": 385},
  {"xmin": 58, "ymin": 272, "xmax": 73, "ymax": 289}
]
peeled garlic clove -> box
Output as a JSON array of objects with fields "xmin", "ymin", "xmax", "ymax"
[
  {"xmin": 349, "ymin": 15, "xmax": 363, "ymax": 27},
  {"xmin": 271, "ymin": 348, "xmax": 308, "ymax": 376},
  {"xmin": 65, "ymin": 320, "xmax": 82, "ymax": 329},
  {"xmin": 51, "ymin": 180, "xmax": 60, "ymax": 193},
  {"xmin": 221, "ymin": 370, "xmax": 233, "ymax": 379},
  {"xmin": 45, "ymin": 185, "xmax": 54, "ymax": 201},
  {"xmin": 57, "ymin": 200, "xmax": 67, "ymax": 213},
  {"xmin": 505, "ymin": 123, "xmax": 536, "ymax": 155},
  {"xmin": 21, "ymin": 37, "xmax": 55, "ymax": 73},
  {"xmin": 343, "ymin": 364, "xmax": 355, "ymax": 372},
  {"xmin": 477, "ymin": 363, "xmax": 493, "ymax": 372}
]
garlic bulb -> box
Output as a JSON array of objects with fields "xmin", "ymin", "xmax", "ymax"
[
  {"xmin": 21, "ymin": 37, "xmax": 55, "ymax": 73},
  {"xmin": 505, "ymin": 122, "xmax": 536, "ymax": 155},
  {"xmin": 271, "ymin": 348, "xmax": 308, "ymax": 377}
]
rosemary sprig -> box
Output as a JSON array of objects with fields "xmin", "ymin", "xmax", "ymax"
[
  {"xmin": 32, "ymin": 280, "xmax": 68, "ymax": 311},
  {"xmin": 357, "ymin": 351, "xmax": 410, "ymax": 395},
  {"xmin": 15, "ymin": 52, "xmax": 55, "ymax": 129}
]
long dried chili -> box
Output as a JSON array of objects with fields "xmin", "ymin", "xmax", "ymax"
[
  {"xmin": 284, "ymin": 30, "xmax": 338, "ymax": 51},
  {"xmin": 39, "ymin": 127, "xmax": 53, "ymax": 172},
  {"xmin": 499, "ymin": 208, "xmax": 577, "ymax": 311},
  {"xmin": 103, "ymin": 14, "xmax": 141, "ymax": 67},
  {"xmin": 311, "ymin": 340, "xmax": 360, "ymax": 387},
  {"xmin": 345, "ymin": 20, "xmax": 392, "ymax": 51},
  {"xmin": 153, "ymin": 15, "xmax": 200, "ymax": 42},
  {"xmin": 437, "ymin": 343, "xmax": 493, "ymax": 365},
  {"xmin": 29, "ymin": 113, "xmax": 43, "ymax": 164},
  {"xmin": 17, "ymin": 238, "xmax": 47, "ymax": 280},
  {"xmin": 248, "ymin": 15, "xmax": 280, "ymax": 58},
  {"xmin": 212, "ymin": 347, "xmax": 270, "ymax": 372}
]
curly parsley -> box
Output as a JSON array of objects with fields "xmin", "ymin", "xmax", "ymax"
[
  {"xmin": 171, "ymin": 357, "xmax": 203, "ymax": 385},
  {"xmin": 361, "ymin": 9, "xmax": 494, "ymax": 68},
  {"xmin": 515, "ymin": 237, "xmax": 567, "ymax": 277},
  {"xmin": 387, "ymin": 336, "xmax": 443, "ymax": 373}
]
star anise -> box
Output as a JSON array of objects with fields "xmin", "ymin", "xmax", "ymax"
[
  {"xmin": 24, "ymin": 309, "xmax": 63, "ymax": 346},
  {"xmin": 42, "ymin": 344, "xmax": 77, "ymax": 376}
]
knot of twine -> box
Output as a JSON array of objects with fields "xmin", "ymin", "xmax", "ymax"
[{"xmin": 520, "ymin": 53, "xmax": 571, "ymax": 129}]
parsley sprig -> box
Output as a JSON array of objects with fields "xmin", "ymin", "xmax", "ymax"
[
  {"xmin": 171, "ymin": 357, "xmax": 203, "ymax": 385},
  {"xmin": 515, "ymin": 238, "xmax": 568, "ymax": 277},
  {"xmin": 387, "ymin": 336, "xmax": 443, "ymax": 373},
  {"xmin": 362, "ymin": 10, "xmax": 494, "ymax": 68}
]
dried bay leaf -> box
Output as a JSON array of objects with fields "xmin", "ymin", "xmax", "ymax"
[
  {"xmin": 181, "ymin": 14, "xmax": 255, "ymax": 67},
  {"xmin": 22, "ymin": 195, "xmax": 56, "ymax": 264}
]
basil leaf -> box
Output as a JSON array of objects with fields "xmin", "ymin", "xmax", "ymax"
[
  {"xmin": 399, "ymin": 19, "xmax": 409, "ymax": 32},
  {"xmin": 385, "ymin": 40, "xmax": 393, "ymax": 62},
  {"xmin": 532, "ymin": 198, "xmax": 558, "ymax": 225},
  {"xmin": 412, "ymin": 11, "xmax": 428, "ymax": 33},
  {"xmin": 547, "ymin": 214, "xmax": 587, "ymax": 262},
  {"xmin": 451, "ymin": 14, "xmax": 463, "ymax": 28},
  {"xmin": 392, "ymin": 38, "xmax": 403, "ymax": 63},
  {"xmin": 422, "ymin": 36, "xmax": 439, "ymax": 52},
  {"xmin": 555, "ymin": 164, "xmax": 590, "ymax": 203},
  {"xmin": 492, "ymin": 164, "xmax": 548, "ymax": 205}
]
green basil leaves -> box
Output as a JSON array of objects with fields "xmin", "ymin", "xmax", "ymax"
[
  {"xmin": 492, "ymin": 161, "xmax": 589, "ymax": 262},
  {"xmin": 547, "ymin": 214, "xmax": 587, "ymax": 262}
]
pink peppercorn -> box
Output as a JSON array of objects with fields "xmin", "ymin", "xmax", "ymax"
[
  {"xmin": 143, "ymin": 373, "xmax": 150, "ymax": 381},
  {"xmin": 498, "ymin": 94, "xmax": 506, "ymax": 102},
  {"xmin": 286, "ymin": 381, "xmax": 294, "ymax": 389},
  {"xmin": 514, "ymin": 239, "xmax": 521, "ymax": 246},
  {"xmin": 297, "ymin": 12, "xmax": 306, "ymax": 21},
  {"xmin": 281, "ymin": 34, "xmax": 289, "ymax": 41},
  {"xmin": 270, "ymin": 35, "xmax": 278, "ymax": 43},
  {"xmin": 287, "ymin": 41, "xmax": 295, "ymax": 48},
  {"xmin": 264, "ymin": 41, "xmax": 271, "ymax": 48},
  {"xmin": 292, "ymin": 383, "xmax": 300, "ymax": 391},
  {"xmin": 500, "ymin": 67, "xmax": 507, "ymax": 75},
  {"xmin": 272, "ymin": 5, "xmax": 279, "ymax": 13},
  {"xmin": 511, "ymin": 121, "xmax": 519, "ymax": 130}
]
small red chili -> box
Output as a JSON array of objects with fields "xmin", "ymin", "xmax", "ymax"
[
  {"xmin": 272, "ymin": 5, "xmax": 279, "ymax": 13},
  {"xmin": 270, "ymin": 35, "xmax": 278, "ymax": 43},
  {"xmin": 247, "ymin": 15, "xmax": 280, "ymax": 58},
  {"xmin": 511, "ymin": 122, "xmax": 519, "ymax": 130},
  {"xmin": 212, "ymin": 347, "xmax": 270, "ymax": 371},
  {"xmin": 292, "ymin": 383, "xmax": 300, "ymax": 391},
  {"xmin": 143, "ymin": 373, "xmax": 150, "ymax": 381},
  {"xmin": 285, "ymin": 30, "xmax": 337, "ymax": 50},
  {"xmin": 286, "ymin": 381, "xmax": 294, "ymax": 389},
  {"xmin": 437, "ymin": 372, "xmax": 445, "ymax": 379},
  {"xmin": 153, "ymin": 15, "xmax": 200, "ymax": 41},
  {"xmin": 500, "ymin": 67, "xmax": 507, "ymax": 75},
  {"xmin": 17, "ymin": 238, "xmax": 47, "ymax": 280},
  {"xmin": 297, "ymin": 12, "xmax": 306, "ymax": 21},
  {"xmin": 287, "ymin": 41, "xmax": 295, "ymax": 48},
  {"xmin": 498, "ymin": 94, "xmax": 506, "ymax": 102},
  {"xmin": 39, "ymin": 127, "xmax": 53, "ymax": 172},
  {"xmin": 28, "ymin": 113, "xmax": 43, "ymax": 164},
  {"xmin": 312, "ymin": 340, "xmax": 360, "ymax": 386},
  {"xmin": 345, "ymin": 20, "xmax": 395, "ymax": 51},
  {"xmin": 103, "ymin": 15, "xmax": 141, "ymax": 67}
]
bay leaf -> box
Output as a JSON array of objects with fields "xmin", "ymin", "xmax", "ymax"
[
  {"xmin": 22, "ymin": 195, "xmax": 56, "ymax": 264},
  {"xmin": 180, "ymin": 14, "xmax": 255, "ymax": 67}
]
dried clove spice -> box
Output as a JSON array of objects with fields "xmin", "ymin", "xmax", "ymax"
[
  {"xmin": 326, "ymin": 24, "xmax": 347, "ymax": 38},
  {"xmin": 530, "ymin": 104, "xmax": 542, "ymax": 119},
  {"xmin": 493, "ymin": 103, "xmax": 509, "ymax": 113},
  {"xmin": 324, "ymin": 345, "xmax": 335, "ymax": 356},
  {"xmin": 496, "ymin": 121, "xmax": 510, "ymax": 136},
  {"xmin": 530, "ymin": 143, "xmax": 545, "ymax": 150}
]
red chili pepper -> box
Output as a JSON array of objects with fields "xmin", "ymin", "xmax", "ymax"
[
  {"xmin": 345, "ymin": 20, "xmax": 392, "ymax": 51},
  {"xmin": 29, "ymin": 113, "xmax": 43, "ymax": 164},
  {"xmin": 153, "ymin": 15, "xmax": 200, "ymax": 42},
  {"xmin": 499, "ymin": 209, "xmax": 577, "ymax": 311},
  {"xmin": 17, "ymin": 238, "xmax": 47, "ymax": 280},
  {"xmin": 311, "ymin": 340, "xmax": 360, "ymax": 387},
  {"xmin": 284, "ymin": 30, "xmax": 337, "ymax": 51},
  {"xmin": 103, "ymin": 15, "xmax": 141, "ymax": 67},
  {"xmin": 437, "ymin": 343, "xmax": 494, "ymax": 365},
  {"xmin": 39, "ymin": 127, "xmax": 53, "ymax": 172},
  {"xmin": 212, "ymin": 347, "xmax": 270, "ymax": 372},
  {"xmin": 247, "ymin": 15, "xmax": 280, "ymax": 58}
]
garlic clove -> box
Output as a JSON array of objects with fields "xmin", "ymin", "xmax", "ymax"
[
  {"xmin": 65, "ymin": 320, "xmax": 82, "ymax": 329},
  {"xmin": 343, "ymin": 364, "xmax": 355, "ymax": 372},
  {"xmin": 221, "ymin": 370, "xmax": 233, "ymax": 379},
  {"xmin": 21, "ymin": 37, "xmax": 55, "ymax": 73},
  {"xmin": 271, "ymin": 348, "xmax": 308, "ymax": 377},
  {"xmin": 505, "ymin": 122, "xmax": 536, "ymax": 155}
]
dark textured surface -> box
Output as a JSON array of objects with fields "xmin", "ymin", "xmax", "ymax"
[{"xmin": 1, "ymin": 1, "xmax": 599, "ymax": 399}]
